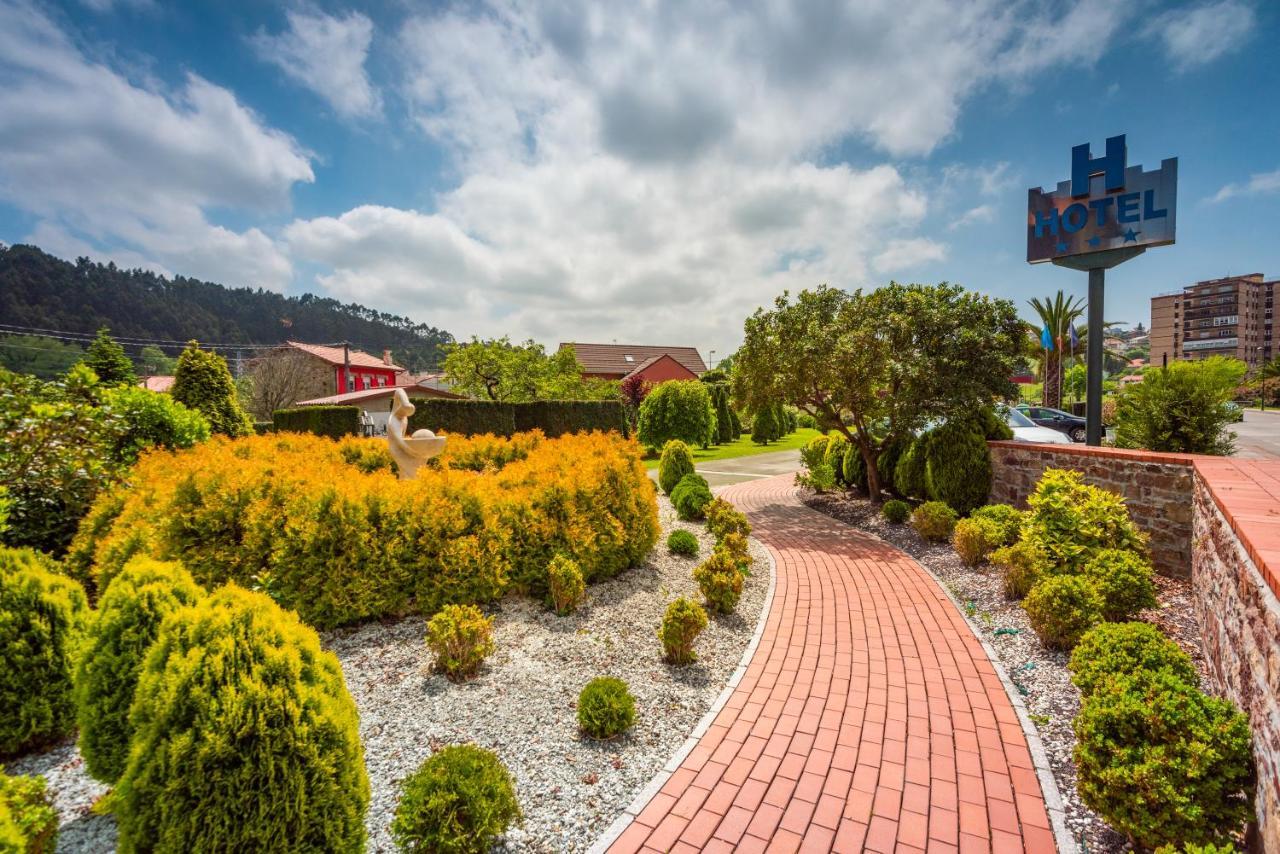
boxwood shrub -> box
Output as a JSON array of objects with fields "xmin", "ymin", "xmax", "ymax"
[
  {"xmin": 666, "ymin": 530, "xmax": 699, "ymax": 557},
  {"xmin": 271, "ymin": 405, "xmax": 360, "ymax": 439},
  {"xmin": 671, "ymin": 473, "xmax": 713, "ymax": 520},
  {"xmin": 990, "ymin": 540, "xmax": 1046, "ymax": 600},
  {"xmin": 1024, "ymin": 575, "xmax": 1103, "ymax": 650},
  {"xmin": 1082, "ymin": 548, "xmax": 1158, "ymax": 621},
  {"xmin": 1068, "ymin": 622, "xmax": 1198, "ymax": 698},
  {"xmin": 969, "ymin": 504, "xmax": 1024, "ymax": 547},
  {"xmin": 659, "ymin": 597, "xmax": 707, "ymax": 665},
  {"xmin": 658, "ymin": 440, "xmax": 695, "ymax": 495},
  {"xmin": 881, "ymin": 499, "xmax": 910, "ymax": 525},
  {"xmin": 0, "ymin": 547, "xmax": 88, "ymax": 756},
  {"xmin": 391, "ymin": 745, "xmax": 520, "ymax": 854},
  {"xmin": 952, "ymin": 517, "xmax": 1003, "ymax": 567},
  {"xmin": 910, "ymin": 501, "xmax": 957, "ymax": 542},
  {"xmin": 577, "ymin": 677, "xmax": 636, "ymax": 739},
  {"xmin": 114, "ymin": 585, "xmax": 369, "ymax": 852},
  {"xmin": 73, "ymin": 556, "xmax": 204, "ymax": 783}
]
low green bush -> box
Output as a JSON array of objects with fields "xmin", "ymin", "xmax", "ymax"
[
  {"xmin": 823, "ymin": 435, "xmax": 850, "ymax": 487},
  {"xmin": 0, "ymin": 547, "xmax": 88, "ymax": 756},
  {"xmin": 391, "ymin": 745, "xmax": 520, "ymax": 854},
  {"xmin": 0, "ymin": 768, "xmax": 58, "ymax": 854},
  {"xmin": 894, "ymin": 436, "xmax": 930, "ymax": 501},
  {"xmin": 952, "ymin": 517, "xmax": 1003, "ymax": 567},
  {"xmin": 577, "ymin": 677, "xmax": 636, "ymax": 739},
  {"xmin": 426, "ymin": 604, "xmax": 495, "ymax": 682},
  {"xmin": 658, "ymin": 597, "xmax": 707, "ymax": 665},
  {"xmin": 991, "ymin": 541, "xmax": 1046, "ymax": 600},
  {"xmin": 1024, "ymin": 575, "xmax": 1103, "ymax": 650},
  {"xmin": 923, "ymin": 420, "xmax": 991, "ymax": 514},
  {"xmin": 969, "ymin": 504, "xmax": 1024, "ymax": 547},
  {"xmin": 113, "ymin": 585, "xmax": 369, "ymax": 852},
  {"xmin": 876, "ymin": 435, "xmax": 912, "ymax": 497},
  {"xmin": 910, "ymin": 501, "xmax": 957, "ymax": 542},
  {"xmin": 693, "ymin": 551, "xmax": 744, "ymax": 614},
  {"xmin": 658, "ymin": 440, "xmax": 695, "ymax": 495},
  {"xmin": 73, "ymin": 556, "xmax": 204, "ymax": 783},
  {"xmin": 408, "ymin": 398, "xmax": 516, "ymax": 437},
  {"xmin": 1074, "ymin": 670, "xmax": 1254, "ymax": 849},
  {"xmin": 704, "ymin": 499, "xmax": 750, "ymax": 542},
  {"xmin": 511, "ymin": 400, "xmax": 628, "ymax": 438},
  {"xmin": 670, "ymin": 473, "xmax": 713, "ymax": 521},
  {"xmin": 666, "ymin": 530, "xmax": 699, "ymax": 557},
  {"xmin": 1068, "ymin": 622, "xmax": 1197, "ymax": 697},
  {"xmin": 881, "ymin": 499, "xmax": 910, "ymax": 524},
  {"xmin": 1082, "ymin": 548, "xmax": 1158, "ymax": 621},
  {"xmin": 799, "ymin": 435, "xmax": 830, "ymax": 471},
  {"xmin": 715, "ymin": 532, "xmax": 753, "ymax": 574},
  {"xmin": 547, "ymin": 555, "xmax": 585, "ymax": 616},
  {"xmin": 796, "ymin": 461, "xmax": 837, "ymax": 492},
  {"xmin": 271, "ymin": 405, "xmax": 361, "ymax": 439},
  {"xmin": 1021, "ymin": 468, "xmax": 1146, "ymax": 573}
]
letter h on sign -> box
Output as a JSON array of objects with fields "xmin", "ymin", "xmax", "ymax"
[{"xmin": 1071, "ymin": 134, "xmax": 1126, "ymax": 197}]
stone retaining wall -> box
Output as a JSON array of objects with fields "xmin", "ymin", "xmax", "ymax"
[{"xmin": 988, "ymin": 441, "xmax": 1280, "ymax": 850}]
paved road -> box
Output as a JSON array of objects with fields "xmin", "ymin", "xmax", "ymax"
[
  {"xmin": 648, "ymin": 448, "xmax": 804, "ymax": 489},
  {"xmin": 1231, "ymin": 410, "xmax": 1280, "ymax": 459}
]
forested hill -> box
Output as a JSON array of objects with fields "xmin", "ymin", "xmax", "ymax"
[{"xmin": 0, "ymin": 244, "xmax": 453, "ymax": 371}]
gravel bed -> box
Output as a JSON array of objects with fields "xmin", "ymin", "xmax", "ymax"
[
  {"xmin": 12, "ymin": 496, "xmax": 770, "ymax": 854},
  {"xmin": 803, "ymin": 490, "xmax": 1208, "ymax": 854}
]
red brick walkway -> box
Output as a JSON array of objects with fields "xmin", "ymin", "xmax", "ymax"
[{"xmin": 610, "ymin": 476, "xmax": 1056, "ymax": 853}]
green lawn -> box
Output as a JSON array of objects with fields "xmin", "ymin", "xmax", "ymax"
[{"xmin": 642, "ymin": 428, "xmax": 821, "ymax": 469}]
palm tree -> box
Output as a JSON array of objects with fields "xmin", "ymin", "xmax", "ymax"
[{"xmin": 1028, "ymin": 292, "xmax": 1084, "ymax": 409}]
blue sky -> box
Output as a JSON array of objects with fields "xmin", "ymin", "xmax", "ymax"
[{"xmin": 0, "ymin": 0, "xmax": 1276, "ymax": 356}]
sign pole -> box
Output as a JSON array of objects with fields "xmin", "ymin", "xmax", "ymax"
[{"xmin": 1086, "ymin": 268, "xmax": 1105, "ymax": 445}]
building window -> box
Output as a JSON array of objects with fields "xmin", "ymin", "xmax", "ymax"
[{"xmin": 346, "ymin": 376, "xmax": 354, "ymax": 392}]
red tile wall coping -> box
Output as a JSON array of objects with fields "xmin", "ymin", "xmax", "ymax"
[{"xmin": 988, "ymin": 442, "xmax": 1280, "ymax": 601}]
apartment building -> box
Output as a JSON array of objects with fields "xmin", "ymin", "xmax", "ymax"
[{"xmin": 1150, "ymin": 274, "xmax": 1276, "ymax": 369}]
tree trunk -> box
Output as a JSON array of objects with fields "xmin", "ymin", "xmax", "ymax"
[
  {"xmin": 1043, "ymin": 352, "xmax": 1062, "ymax": 409},
  {"xmin": 855, "ymin": 433, "xmax": 883, "ymax": 504}
]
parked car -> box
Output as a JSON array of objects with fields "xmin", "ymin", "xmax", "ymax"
[
  {"xmin": 1016, "ymin": 404, "xmax": 1087, "ymax": 443},
  {"xmin": 1001, "ymin": 405, "xmax": 1072, "ymax": 444}
]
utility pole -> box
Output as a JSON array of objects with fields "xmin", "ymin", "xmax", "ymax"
[{"xmin": 342, "ymin": 341, "xmax": 351, "ymax": 393}]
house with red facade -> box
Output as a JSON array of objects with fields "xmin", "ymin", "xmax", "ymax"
[
  {"xmin": 278, "ymin": 341, "xmax": 405, "ymax": 394},
  {"xmin": 559, "ymin": 343, "xmax": 707, "ymax": 384}
]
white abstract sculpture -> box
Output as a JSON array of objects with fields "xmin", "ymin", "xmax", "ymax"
[{"xmin": 386, "ymin": 388, "xmax": 446, "ymax": 480}]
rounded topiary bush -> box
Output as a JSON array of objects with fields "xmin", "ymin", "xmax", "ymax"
[
  {"xmin": 666, "ymin": 530, "xmax": 699, "ymax": 557},
  {"xmin": 693, "ymin": 551, "xmax": 744, "ymax": 614},
  {"xmin": 876, "ymin": 436, "xmax": 912, "ymax": 497},
  {"xmin": 0, "ymin": 547, "xmax": 88, "ymax": 756},
  {"xmin": 0, "ymin": 768, "xmax": 58, "ymax": 854},
  {"xmin": 658, "ymin": 597, "xmax": 707, "ymax": 665},
  {"xmin": 657, "ymin": 440, "xmax": 695, "ymax": 495},
  {"xmin": 969, "ymin": 504, "xmax": 1024, "ymax": 547},
  {"xmin": 910, "ymin": 501, "xmax": 957, "ymax": 542},
  {"xmin": 1082, "ymin": 548, "xmax": 1158, "ymax": 621},
  {"xmin": 952, "ymin": 517, "xmax": 1003, "ymax": 567},
  {"xmin": 990, "ymin": 541, "xmax": 1046, "ymax": 600},
  {"xmin": 546, "ymin": 554, "xmax": 585, "ymax": 615},
  {"xmin": 799, "ymin": 435, "xmax": 831, "ymax": 472},
  {"xmin": 841, "ymin": 443, "xmax": 867, "ymax": 492},
  {"xmin": 923, "ymin": 419, "xmax": 991, "ymax": 514},
  {"xmin": 426, "ymin": 604, "xmax": 495, "ymax": 682},
  {"xmin": 639, "ymin": 382, "xmax": 715, "ymax": 452},
  {"xmin": 704, "ymin": 498, "xmax": 750, "ymax": 542},
  {"xmin": 1068, "ymin": 622, "xmax": 1198, "ymax": 697},
  {"xmin": 114, "ymin": 585, "xmax": 369, "ymax": 852},
  {"xmin": 881, "ymin": 499, "xmax": 910, "ymax": 524},
  {"xmin": 1074, "ymin": 670, "xmax": 1254, "ymax": 850},
  {"xmin": 670, "ymin": 473, "xmax": 713, "ymax": 521},
  {"xmin": 73, "ymin": 556, "xmax": 204, "ymax": 783},
  {"xmin": 391, "ymin": 745, "xmax": 521, "ymax": 854},
  {"xmin": 1023, "ymin": 575, "xmax": 1103, "ymax": 650},
  {"xmin": 822, "ymin": 435, "xmax": 850, "ymax": 487},
  {"xmin": 577, "ymin": 677, "xmax": 636, "ymax": 739}
]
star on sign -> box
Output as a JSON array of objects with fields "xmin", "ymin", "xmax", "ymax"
[
  {"xmin": 1087, "ymin": 235, "xmax": 1102, "ymax": 248},
  {"xmin": 1056, "ymin": 242, "xmax": 1069, "ymax": 252},
  {"xmin": 1123, "ymin": 228, "xmax": 1140, "ymax": 243}
]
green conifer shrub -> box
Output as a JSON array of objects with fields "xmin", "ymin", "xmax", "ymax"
[
  {"xmin": 923, "ymin": 419, "xmax": 991, "ymax": 514},
  {"xmin": 577, "ymin": 677, "xmax": 636, "ymax": 739},
  {"xmin": 670, "ymin": 473, "xmax": 713, "ymax": 521},
  {"xmin": 1068, "ymin": 622, "xmax": 1198, "ymax": 698},
  {"xmin": 910, "ymin": 501, "xmax": 957, "ymax": 542},
  {"xmin": 658, "ymin": 597, "xmax": 707, "ymax": 665},
  {"xmin": 799, "ymin": 435, "xmax": 831, "ymax": 471},
  {"xmin": 842, "ymin": 443, "xmax": 868, "ymax": 492},
  {"xmin": 391, "ymin": 745, "xmax": 521, "ymax": 854},
  {"xmin": 546, "ymin": 555, "xmax": 585, "ymax": 616},
  {"xmin": 1082, "ymin": 548, "xmax": 1158, "ymax": 621},
  {"xmin": 750, "ymin": 406, "xmax": 779, "ymax": 446},
  {"xmin": 969, "ymin": 504, "xmax": 1024, "ymax": 547},
  {"xmin": 876, "ymin": 435, "xmax": 912, "ymax": 496},
  {"xmin": 894, "ymin": 435, "xmax": 930, "ymax": 500},
  {"xmin": 80, "ymin": 328, "xmax": 137, "ymax": 387},
  {"xmin": 666, "ymin": 530, "xmax": 699, "ymax": 557},
  {"xmin": 952, "ymin": 517, "xmax": 1003, "ymax": 567},
  {"xmin": 990, "ymin": 540, "xmax": 1046, "ymax": 600},
  {"xmin": 1074, "ymin": 671, "xmax": 1254, "ymax": 849},
  {"xmin": 1023, "ymin": 575, "xmax": 1103, "ymax": 649},
  {"xmin": 637, "ymin": 381, "xmax": 715, "ymax": 451},
  {"xmin": 693, "ymin": 550, "xmax": 744, "ymax": 614},
  {"xmin": 658, "ymin": 440, "xmax": 695, "ymax": 495},
  {"xmin": 113, "ymin": 585, "xmax": 369, "ymax": 852},
  {"xmin": 426, "ymin": 604, "xmax": 495, "ymax": 682},
  {"xmin": 822, "ymin": 434, "xmax": 850, "ymax": 486},
  {"xmin": 169, "ymin": 341, "xmax": 253, "ymax": 437},
  {"xmin": 73, "ymin": 556, "xmax": 204, "ymax": 783},
  {"xmin": 0, "ymin": 768, "xmax": 58, "ymax": 854},
  {"xmin": 881, "ymin": 499, "xmax": 910, "ymax": 524},
  {"xmin": 0, "ymin": 547, "xmax": 88, "ymax": 755},
  {"xmin": 704, "ymin": 498, "xmax": 751, "ymax": 542}
]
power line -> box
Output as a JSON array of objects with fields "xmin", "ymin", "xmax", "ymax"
[{"xmin": 0, "ymin": 322, "xmax": 275, "ymax": 351}]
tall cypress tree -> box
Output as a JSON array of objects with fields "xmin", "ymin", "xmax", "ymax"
[
  {"xmin": 81, "ymin": 328, "xmax": 137, "ymax": 387},
  {"xmin": 170, "ymin": 342, "xmax": 253, "ymax": 437}
]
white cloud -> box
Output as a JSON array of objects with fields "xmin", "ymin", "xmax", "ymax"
[
  {"xmin": 1148, "ymin": 0, "xmax": 1255, "ymax": 71},
  {"xmin": 1209, "ymin": 168, "xmax": 1280, "ymax": 203},
  {"xmin": 0, "ymin": 1, "xmax": 313, "ymax": 289},
  {"xmin": 287, "ymin": 0, "xmax": 1123, "ymax": 354},
  {"xmin": 252, "ymin": 8, "xmax": 381, "ymax": 120},
  {"xmin": 948, "ymin": 204, "xmax": 996, "ymax": 230}
]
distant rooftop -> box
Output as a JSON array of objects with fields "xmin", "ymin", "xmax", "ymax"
[{"xmin": 560, "ymin": 342, "xmax": 707, "ymax": 377}]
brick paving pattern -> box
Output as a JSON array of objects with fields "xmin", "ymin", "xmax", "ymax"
[{"xmin": 611, "ymin": 475, "xmax": 1055, "ymax": 853}]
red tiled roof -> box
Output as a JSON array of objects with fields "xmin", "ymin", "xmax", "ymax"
[
  {"xmin": 285, "ymin": 341, "xmax": 405, "ymax": 372},
  {"xmin": 296, "ymin": 379, "xmax": 461, "ymax": 406},
  {"xmin": 560, "ymin": 342, "xmax": 706, "ymax": 377}
]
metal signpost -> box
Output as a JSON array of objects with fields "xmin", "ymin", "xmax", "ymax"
[{"xmin": 1027, "ymin": 135, "xmax": 1178, "ymax": 445}]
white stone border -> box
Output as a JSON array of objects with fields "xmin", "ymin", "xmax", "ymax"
[{"xmin": 587, "ymin": 542, "xmax": 779, "ymax": 853}]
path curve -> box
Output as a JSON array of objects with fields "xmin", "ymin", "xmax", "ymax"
[{"xmin": 608, "ymin": 476, "xmax": 1056, "ymax": 853}]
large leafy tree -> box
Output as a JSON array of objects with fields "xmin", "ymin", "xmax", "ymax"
[
  {"xmin": 442, "ymin": 338, "xmax": 617, "ymax": 402},
  {"xmin": 81, "ymin": 328, "xmax": 137, "ymax": 387},
  {"xmin": 733, "ymin": 282, "xmax": 1021, "ymax": 500},
  {"xmin": 1028, "ymin": 292, "xmax": 1084, "ymax": 409},
  {"xmin": 1113, "ymin": 357, "xmax": 1246, "ymax": 454}
]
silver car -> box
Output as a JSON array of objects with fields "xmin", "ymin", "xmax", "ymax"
[{"xmin": 1002, "ymin": 405, "xmax": 1072, "ymax": 444}]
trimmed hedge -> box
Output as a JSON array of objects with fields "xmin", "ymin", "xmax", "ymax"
[
  {"xmin": 408, "ymin": 398, "xmax": 628, "ymax": 438},
  {"xmin": 272, "ymin": 405, "xmax": 361, "ymax": 439}
]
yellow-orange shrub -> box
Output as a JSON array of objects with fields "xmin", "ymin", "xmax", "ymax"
[{"xmin": 72, "ymin": 431, "xmax": 657, "ymax": 628}]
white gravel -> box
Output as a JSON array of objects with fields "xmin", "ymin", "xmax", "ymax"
[{"xmin": 11, "ymin": 496, "xmax": 770, "ymax": 854}]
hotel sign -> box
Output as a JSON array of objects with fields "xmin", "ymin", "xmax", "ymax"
[{"xmin": 1027, "ymin": 134, "xmax": 1177, "ymax": 264}]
